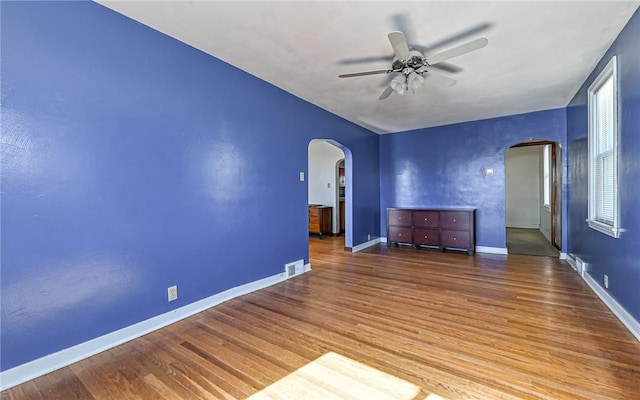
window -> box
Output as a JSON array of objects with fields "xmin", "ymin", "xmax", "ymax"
[
  {"xmin": 543, "ymin": 145, "xmax": 550, "ymax": 208},
  {"xmin": 587, "ymin": 56, "xmax": 620, "ymax": 238}
]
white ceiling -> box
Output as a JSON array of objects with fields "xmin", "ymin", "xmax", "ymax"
[{"xmin": 97, "ymin": 1, "xmax": 638, "ymax": 134}]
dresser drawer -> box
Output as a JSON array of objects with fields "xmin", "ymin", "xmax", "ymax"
[
  {"xmin": 441, "ymin": 230, "xmax": 470, "ymax": 249},
  {"xmin": 388, "ymin": 209, "xmax": 412, "ymax": 227},
  {"xmin": 413, "ymin": 211, "xmax": 439, "ymax": 228},
  {"xmin": 413, "ymin": 229, "xmax": 440, "ymax": 246},
  {"xmin": 440, "ymin": 211, "xmax": 470, "ymax": 230},
  {"xmin": 388, "ymin": 226, "xmax": 412, "ymax": 244}
]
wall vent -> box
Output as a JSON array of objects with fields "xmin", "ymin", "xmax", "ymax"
[
  {"xmin": 575, "ymin": 257, "xmax": 588, "ymax": 276},
  {"xmin": 285, "ymin": 260, "xmax": 304, "ymax": 277}
]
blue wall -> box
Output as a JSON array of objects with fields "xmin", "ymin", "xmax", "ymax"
[
  {"xmin": 0, "ymin": 1, "xmax": 380, "ymax": 371},
  {"xmin": 380, "ymin": 109, "xmax": 567, "ymax": 249},
  {"xmin": 566, "ymin": 8, "xmax": 640, "ymax": 321}
]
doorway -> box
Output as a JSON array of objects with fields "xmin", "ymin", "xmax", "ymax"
[
  {"xmin": 308, "ymin": 140, "xmax": 350, "ymax": 250},
  {"xmin": 505, "ymin": 141, "xmax": 561, "ymax": 256}
]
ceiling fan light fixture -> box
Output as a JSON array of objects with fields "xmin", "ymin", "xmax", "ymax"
[
  {"xmin": 407, "ymin": 71, "xmax": 425, "ymax": 93},
  {"xmin": 390, "ymin": 75, "xmax": 408, "ymax": 95}
]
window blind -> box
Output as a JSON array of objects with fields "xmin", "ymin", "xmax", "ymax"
[{"xmin": 594, "ymin": 76, "xmax": 614, "ymax": 224}]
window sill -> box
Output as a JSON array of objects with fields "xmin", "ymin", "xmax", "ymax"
[{"xmin": 586, "ymin": 219, "xmax": 621, "ymax": 238}]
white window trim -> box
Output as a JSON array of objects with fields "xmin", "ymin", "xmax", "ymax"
[{"xmin": 586, "ymin": 56, "xmax": 620, "ymax": 238}]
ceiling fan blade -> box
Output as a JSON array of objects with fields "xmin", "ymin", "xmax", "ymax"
[
  {"xmin": 339, "ymin": 69, "xmax": 392, "ymax": 78},
  {"xmin": 378, "ymin": 73, "xmax": 395, "ymax": 88},
  {"xmin": 388, "ymin": 31, "xmax": 411, "ymax": 60},
  {"xmin": 418, "ymin": 22, "xmax": 492, "ymax": 54},
  {"xmin": 428, "ymin": 62, "xmax": 463, "ymax": 74},
  {"xmin": 338, "ymin": 55, "xmax": 393, "ymax": 65},
  {"xmin": 391, "ymin": 14, "xmax": 415, "ymax": 44},
  {"xmin": 427, "ymin": 38, "xmax": 488, "ymax": 65},
  {"xmin": 424, "ymin": 71, "xmax": 457, "ymax": 87},
  {"xmin": 379, "ymin": 85, "xmax": 394, "ymax": 100}
]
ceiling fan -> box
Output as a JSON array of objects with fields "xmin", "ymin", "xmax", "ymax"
[{"xmin": 339, "ymin": 31, "xmax": 488, "ymax": 100}]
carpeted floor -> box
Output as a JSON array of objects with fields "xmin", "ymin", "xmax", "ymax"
[{"xmin": 506, "ymin": 227, "xmax": 559, "ymax": 257}]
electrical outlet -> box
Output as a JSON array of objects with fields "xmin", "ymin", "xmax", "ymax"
[
  {"xmin": 168, "ymin": 285, "xmax": 178, "ymax": 302},
  {"xmin": 604, "ymin": 275, "xmax": 609, "ymax": 289}
]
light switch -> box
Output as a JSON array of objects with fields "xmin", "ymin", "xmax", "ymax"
[
  {"xmin": 299, "ymin": 172, "xmax": 305, "ymax": 181},
  {"xmin": 327, "ymin": 182, "xmax": 331, "ymax": 188},
  {"xmin": 485, "ymin": 168, "xmax": 494, "ymax": 176}
]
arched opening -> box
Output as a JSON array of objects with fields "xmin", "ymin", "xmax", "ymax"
[
  {"xmin": 505, "ymin": 140, "xmax": 562, "ymax": 256},
  {"xmin": 307, "ymin": 139, "xmax": 353, "ymax": 250}
]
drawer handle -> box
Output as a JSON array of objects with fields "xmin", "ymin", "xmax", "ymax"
[
  {"xmin": 453, "ymin": 219, "xmax": 457, "ymax": 222},
  {"xmin": 398, "ymin": 233, "xmax": 402, "ymax": 236},
  {"xmin": 424, "ymin": 235, "xmax": 428, "ymax": 239},
  {"xmin": 453, "ymin": 237, "xmax": 457, "ymax": 241}
]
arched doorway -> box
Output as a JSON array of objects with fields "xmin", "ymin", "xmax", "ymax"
[
  {"xmin": 307, "ymin": 139, "xmax": 352, "ymax": 249},
  {"xmin": 505, "ymin": 140, "xmax": 562, "ymax": 256}
]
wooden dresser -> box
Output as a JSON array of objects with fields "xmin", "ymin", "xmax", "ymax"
[
  {"xmin": 387, "ymin": 208, "xmax": 476, "ymax": 255},
  {"xmin": 309, "ymin": 205, "xmax": 332, "ymax": 239}
]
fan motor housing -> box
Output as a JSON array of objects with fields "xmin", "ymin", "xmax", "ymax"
[{"xmin": 393, "ymin": 50, "xmax": 427, "ymax": 73}]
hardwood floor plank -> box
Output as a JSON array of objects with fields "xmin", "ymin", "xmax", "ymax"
[
  {"xmin": 128, "ymin": 342, "xmax": 216, "ymax": 399},
  {"xmin": 31, "ymin": 367, "xmax": 93, "ymax": 400},
  {"xmin": 3, "ymin": 236, "xmax": 639, "ymax": 399},
  {"xmin": 0, "ymin": 381, "xmax": 45, "ymax": 400},
  {"xmin": 147, "ymin": 330, "xmax": 255, "ymax": 399}
]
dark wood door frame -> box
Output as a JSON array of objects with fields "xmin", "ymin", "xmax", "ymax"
[{"xmin": 510, "ymin": 140, "xmax": 560, "ymax": 249}]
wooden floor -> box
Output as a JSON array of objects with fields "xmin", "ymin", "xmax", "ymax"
[{"xmin": 3, "ymin": 236, "xmax": 640, "ymax": 399}]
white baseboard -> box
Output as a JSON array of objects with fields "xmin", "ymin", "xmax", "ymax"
[
  {"xmin": 564, "ymin": 254, "xmax": 640, "ymax": 342},
  {"xmin": 0, "ymin": 266, "xmax": 311, "ymax": 391},
  {"xmin": 582, "ymin": 270, "xmax": 640, "ymax": 342},
  {"xmin": 352, "ymin": 237, "xmax": 383, "ymax": 252},
  {"xmin": 476, "ymin": 246, "xmax": 508, "ymax": 255}
]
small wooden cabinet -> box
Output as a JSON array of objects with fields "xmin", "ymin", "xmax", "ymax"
[
  {"xmin": 387, "ymin": 208, "xmax": 475, "ymax": 255},
  {"xmin": 309, "ymin": 205, "xmax": 332, "ymax": 239}
]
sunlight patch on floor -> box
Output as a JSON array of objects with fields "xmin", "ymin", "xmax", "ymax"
[{"xmin": 247, "ymin": 352, "xmax": 447, "ymax": 400}]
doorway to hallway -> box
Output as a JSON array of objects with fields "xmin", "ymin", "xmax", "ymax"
[{"xmin": 505, "ymin": 140, "xmax": 562, "ymax": 256}]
